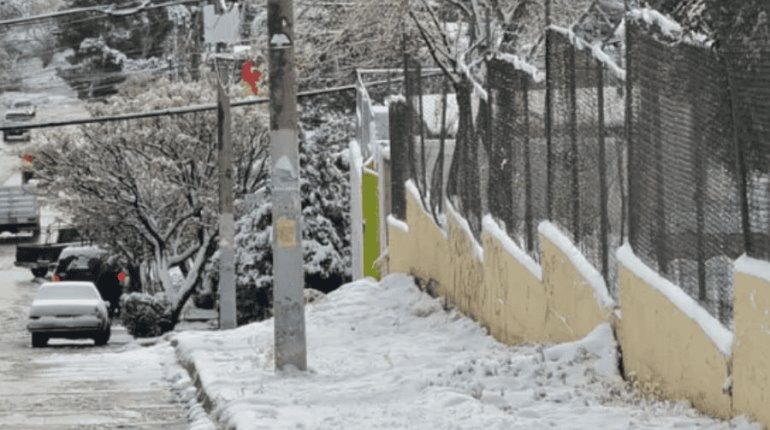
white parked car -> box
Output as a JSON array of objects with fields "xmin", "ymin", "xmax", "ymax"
[
  {"xmin": 27, "ymin": 282, "xmax": 111, "ymax": 348},
  {"xmin": 3, "ymin": 100, "xmax": 36, "ymax": 143}
]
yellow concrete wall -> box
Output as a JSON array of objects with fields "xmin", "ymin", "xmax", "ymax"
[
  {"xmin": 733, "ymin": 258, "xmax": 770, "ymax": 428},
  {"xmin": 405, "ymin": 186, "xmax": 451, "ymax": 295},
  {"xmin": 387, "ymin": 182, "xmax": 770, "ymax": 425},
  {"xmin": 481, "ymin": 227, "xmax": 547, "ymax": 344},
  {"xmin": 617, "ymin": 248, "xmax": 732, "ymax": 419},
  {"xmin": 445, "ymin": 205, "xmax": 484, "ymax": 322},
  {"xmin": 390, "ymin": 186, "xmax": 614, "ymax": 345},
  {"xmin": 538, "ymin": 225, "xmax": 615, "ymax": 343}
]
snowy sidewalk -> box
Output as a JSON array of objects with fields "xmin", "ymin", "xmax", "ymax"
[{"xmin": 173, "ymin": 275, "xmax": 758, "ymax": 430}]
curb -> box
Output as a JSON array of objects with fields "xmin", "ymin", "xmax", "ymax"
[{"xmin": 170, "ymin": 336, "xmax": 220, "ymax": 429}]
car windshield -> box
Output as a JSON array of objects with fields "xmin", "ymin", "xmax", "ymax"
[{"xmin": 36, "ymin": 284, "xmax": 99, "ymax": 301}]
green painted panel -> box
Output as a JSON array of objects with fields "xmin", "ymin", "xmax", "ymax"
[{"xmin": 362, "ymin": 168, "xmax": 380, "ymax": 279}]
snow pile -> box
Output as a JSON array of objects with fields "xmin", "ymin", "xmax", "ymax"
[{"xmin": 174, "ymin": 275, "xmax": 757, "ymax": 429}]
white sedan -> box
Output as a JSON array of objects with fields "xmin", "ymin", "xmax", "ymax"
[{"xmin": 27, "ymin": 282, "xmax": 111, "ymax": 347}]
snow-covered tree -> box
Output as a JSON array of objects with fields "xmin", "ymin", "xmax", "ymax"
[
  {"xmin": 33, "ymin": 77, "xmax": 270, "ymax": 327},
  {"xmin": 234, "ymin": 103, "xmax": 353, "ymax": 324},
  {"xmin": 56, "ymin": 0, "xmax": 176, "ymax": 98},
  {"xmin": 240, "ymin": 0, "xmax": 413, "ymax": 90},
  {"xmin": 661, "ymin": 0, "xmax": 769, "ymax": 60},
  {"xmin": 0, "ymin": 0, "xmax": 63, "ymax": 90}
]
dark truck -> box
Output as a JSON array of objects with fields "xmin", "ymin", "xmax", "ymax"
[
  {"xmin": 0, "ymin": 186, "xmax": 40, "ymax": 237},
  {"xmin": 52, "ymin": 246, "xmax": 125, "ymax": 316},
  {"xmin": 15, "ymin": 226, "xmax": 82, "ymax": 278}
]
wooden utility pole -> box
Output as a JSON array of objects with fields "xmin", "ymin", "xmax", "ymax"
[{"xmin": 268, "ymin": 0, "xmax": 306, "ymax": 370}]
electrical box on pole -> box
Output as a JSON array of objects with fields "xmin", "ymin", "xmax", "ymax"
[{"xmin": 268, "ymin": 0, "xmax": 307, "ymax": 371}]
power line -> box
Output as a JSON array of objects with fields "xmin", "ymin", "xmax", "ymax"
[
  {"xmin": 0, "ymin": 0, "xmax": 203, "ymax": 27},
  {"xmin": 0, "ymin": 72, "xmax": 441, "ymax": 131}
]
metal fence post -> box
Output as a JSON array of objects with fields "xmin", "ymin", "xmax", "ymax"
[
  {"xmin": 597, "ymin": 61, "xmax": 610, "ymax": 282},
  {"xmin": 725, "ymin": 64, "xmax": 753, "ymax": 255},
  {"xmin": 624, "ymin": 0, "xmax": 636, "ymax": 248},
  {"xmin": 523, "ymin": 74, "xmax": 535, "ymax": 253},
  {"xmin": 389, "ymin": 100, "xmax": 409, "ymax": 220},
  {"xmin": 545, "ymin": 1, "xmax": 554, "ymax": 221},
  {"xmin": 568, "ymin": 44, "xmax": 580, "ymax": 243}
]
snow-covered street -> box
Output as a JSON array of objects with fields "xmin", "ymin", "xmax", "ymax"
[{"xmin": 0, "ymin": 257, "xmax": 199, "ymax": 429}]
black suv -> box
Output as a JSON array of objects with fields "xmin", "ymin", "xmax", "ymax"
[{"xmin": 52, "ymin": 247, "xmax": 127, "ymax": 317}]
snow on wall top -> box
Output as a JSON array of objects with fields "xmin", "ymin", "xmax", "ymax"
[
  {"xmin": 482, "ymin": 215, "xmax": 542, "ymax": 281},
  {"xmin": 405, "ymin": 180, "xmax": 448, "ymax": 240},
  {"xmin": 548, "ymin": 25, "xmax": 626, "ymax": 82},
  {"xmin": 735, "ymin": 255, "xmax": 770, "ymax": 285},
  {"xmin": 617, "ymin": 244, "xmax": 734, "ymax": 357},
  {"xmin": 387, "ymin": 215, "xmax": 409, "ymax": 234},
  {"xmin": 538, "ymin": 222, "xmax": 615, "ymax": 309},
  {"xmin": 446, "ymin": 200, "xmax": 484, "ymax": 262},
  {"xmin": 494, "ymin": 54, "xmax": 545, "ymax": 83}
]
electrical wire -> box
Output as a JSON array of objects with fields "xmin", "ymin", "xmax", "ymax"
[
  {"xmin": 0, "ymin": 72, "xmax": 441, "ymax": 131},
  {"xmin": 0, "ymin": 0, "xmax": 203, "ymax": 27}
]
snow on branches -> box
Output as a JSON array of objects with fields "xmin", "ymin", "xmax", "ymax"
[{"xmin": 33, "ymin": 78, "xmax": 270, "ymax": 326}]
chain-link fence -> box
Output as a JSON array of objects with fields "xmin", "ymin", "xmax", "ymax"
[
  {"xmin": 546, "ymin": 28, "xmax": 626, "ymax": 289},
  {"xmin": 486, "ymin": 58, "xmax": 548, "ymax": 259},
  {"xmin": 627, "ymin": 19, "xmax": 746, "ymax": 322},
  {"xmin": 389, "ymin": 57, "xmax": 457, "ymax": 225},
  {"xmin": 387, "ymin": 5, "xmax": 769, "ymax": 325},
  {"xmin": 723, "ymin": 30, "xmax": 770, "ymax": 263}
]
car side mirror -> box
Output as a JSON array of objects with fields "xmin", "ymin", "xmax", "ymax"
[{"xmin": 103, "ymin": 300, "xmax": 111, "ymax": 309}]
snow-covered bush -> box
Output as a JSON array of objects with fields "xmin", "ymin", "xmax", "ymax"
[
  {"xmin": 234, "ymin": 105, "xmax": 353, "ymax": 324},
  {"xmin": 120, "ymin": 292, "xmax": 174, "ymax": 338}
]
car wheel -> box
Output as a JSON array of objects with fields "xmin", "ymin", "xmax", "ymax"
[
  {"xmin": 94, "ymin": 326, "xmax": 111, "ymax": 346},
  {"xmin": 31, "ymin": 268, "xmax": 47, "ymax": 278},
  {"xmin": 31, "ymin": 333, "xmax": 48, "ymax": 348}
]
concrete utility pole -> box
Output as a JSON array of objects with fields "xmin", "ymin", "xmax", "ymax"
[
  {"xmin": 268, "ymin": 0, "xmax": 307, "ymax": 370},
  {"xmin": 213, "ymin": 24, "xmax": 236, "ymax": 329},
  {"xmin": 217, "ymin": 81, "xmax": 237, "ymax": 330}
]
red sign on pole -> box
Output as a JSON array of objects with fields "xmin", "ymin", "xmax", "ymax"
[{"xmin": 241, "ymin": 60, "xmax": 261, "ymax": 96}]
